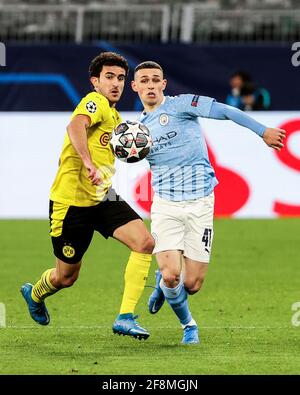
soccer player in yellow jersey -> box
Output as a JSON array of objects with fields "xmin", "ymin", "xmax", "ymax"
[{"xmin": 20, "ymin": 52, "xmax": 154, "ymax": 340}]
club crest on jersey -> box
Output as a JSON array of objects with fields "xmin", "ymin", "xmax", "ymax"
[
  {"xmin": 100, "ymin": 132, "xmax": 110, "ymax": 146},
  {"xmin": 159, "ymin": 113, "xmax": 169, "ymax": 126},
  {"xmin": 62, "ymin": 245, "xmax": 75, "ymax": 258},
  {"xmin": 191, "ymin": 95, "xmax": 200, "ymax": 107},
  {"xmin": 86, "ymin": 101, "xmax": 97, "ymax": 113}
]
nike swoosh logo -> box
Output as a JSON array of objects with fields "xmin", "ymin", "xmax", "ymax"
[{"xmin": 151, "ymin": 304, "xmax": 158, "ymax": 313}]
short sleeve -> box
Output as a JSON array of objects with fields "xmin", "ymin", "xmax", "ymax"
[
  {"xmin": 71, "ymin": 92, "xmax": 107, "ymax": 127},
  {"xmin": 172, "ymin": 94, "xmax": 216, "ymax": 118}
]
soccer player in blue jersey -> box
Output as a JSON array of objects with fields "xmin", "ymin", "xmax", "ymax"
[{"xmin": 131, "ymin": 61, "xmax": 286, "ymax": 344}]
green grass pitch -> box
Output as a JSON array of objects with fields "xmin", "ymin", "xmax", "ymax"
[{"xmin": 0, "ymin": 218, "xmax": 299, "ymax": 375}]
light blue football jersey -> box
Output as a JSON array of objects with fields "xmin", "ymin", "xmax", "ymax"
[{"xmin": 140, "ymin": 94, "xmax": 218, "ymax": 201}]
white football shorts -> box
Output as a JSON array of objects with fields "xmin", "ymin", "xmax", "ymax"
[{"xmin": 151, "ymin": 192, "xmax": 214, "ymax": 263}]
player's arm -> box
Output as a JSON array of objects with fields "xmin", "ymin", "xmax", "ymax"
[
  {"xmin": 208, "ymin": 102, "xmax": 286, "ymax": 151},
  {"xmin": 67, "ymin": 114, "xmax": 102, "ymax": 185}
]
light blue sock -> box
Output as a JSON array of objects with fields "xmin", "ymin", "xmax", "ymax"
[{"xmin": 160, "ymin": 279, "xmax": 192, "ymax": 326}]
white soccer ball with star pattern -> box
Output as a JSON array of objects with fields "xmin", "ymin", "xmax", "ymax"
[{"xmin": 110, "ymin": 121, "xmax": 152, "ymax": 163}]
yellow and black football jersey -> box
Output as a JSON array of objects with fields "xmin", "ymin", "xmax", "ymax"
[{"xmin": 50, "ymin": 92, "xmax": 121, "ymax": 206}]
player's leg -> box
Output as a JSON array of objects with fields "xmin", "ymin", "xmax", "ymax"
[
  {"xmin": 95, "ymin": 191, "xmax": 154, "ymax": 339},
  {"xmin": 148, "ymin": 250, "xmax": 182, "ymax": 314},
  {"xmin": 113, "ymin": 218, "xmax": 154, "ymax": 311},
  {"xmin": 21, "ymin": 201, "xmax": 93, "ymax": 325},
  {"xmin": 183, "ymin": 192, "xmax": 214, "ymax": 294},
  {"xmin": 156, "ymin": 250, "xmax": 198, "ymax": 344},
  {"xmin": 183, "ymin": 258, "xmax": 209, "ymax": 295},
  {"xmin": 179, "ymin": 255, "xmax": 211, "ymax": 344},
  {"xmin": 112, "ymin": 219, "xmax": 154, "ymax": 339},
  {"xmin": 176, "ymin": 258, "xmax": 208, "ymax": 344},
  {"xmin": 43, "ymin": 258, "xmax": 82, "ymax": 290},
  {"xmin": 180, "ymin": 192, "xmax": 215, "ymax": 343},
  {"xmin": 21, "ymin": 259, "xmax": 81, "ymax": 325},
  {"xmin": 148, "ymin": 197, "xmax": 198, "ymax": 343},
  {"xmin": 147, "ymin": 195, "xmax": 184, "ymax": 315}
]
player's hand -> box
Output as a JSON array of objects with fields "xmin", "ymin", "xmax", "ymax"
[
  {"xmin": 263, "ymin": 127, "xmax": 286, "ymax": 151},
  {"xmin": 84, "ymin": 161, "xmax": 102, "ymax": 186}
]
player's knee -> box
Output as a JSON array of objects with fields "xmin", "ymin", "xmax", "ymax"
[
  {"xmin": 185, "ymin": 278, "xmax": 205, "ymax": 295},
  {"xmin": 134, "ymin": 234, "xmax": 154, "ymax": 254},
  {"xmin": 161, "ymin": 271, "xmax": 181, "ymax": 288}
]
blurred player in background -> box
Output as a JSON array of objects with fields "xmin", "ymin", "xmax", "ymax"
[
  {"xmin": 132, "ymin": 61, "xmax": 285, "ymax": 344},
  {"xmin": 21, "ymin": 52, "xmax": 154, "ymax": 340}
]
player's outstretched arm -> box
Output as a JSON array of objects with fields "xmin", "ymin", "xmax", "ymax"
[
  {"xmin": 208, "ymin": 102, "xmax": 286, "ymax": 151},
  {"xmin": 67, "ymin": 114, "xmax": 102, "ymax": 185}
]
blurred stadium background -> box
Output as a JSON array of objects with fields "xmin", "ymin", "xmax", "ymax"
[{"xmin": 0, "ymin": 0, "xmax": 300, "ymax": 375}]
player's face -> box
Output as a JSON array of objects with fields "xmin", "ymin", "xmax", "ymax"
[
  {"xmin": 90, "ymin": 65, "xmax": 126, "ymax": 105},
  {"xmin": 131, "ymin": 68, "xmax": 167, "ymax": 108}
]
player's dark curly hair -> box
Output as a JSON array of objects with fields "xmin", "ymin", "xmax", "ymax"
[
  {"xmin": 89, "ymin": 52, "xmax": 129, "ymax": 78},
  {"xmin": 134, "ymin": 61, "xmax": 164, "ymax": 77}
]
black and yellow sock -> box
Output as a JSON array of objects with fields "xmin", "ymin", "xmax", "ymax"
[
  {"xmin": 119, "ymin": 252, "xmax": 152, "ymax": 314},
  {"xmin": 31, "ymin": 269, "xmax": 58, "ymax": 303}
]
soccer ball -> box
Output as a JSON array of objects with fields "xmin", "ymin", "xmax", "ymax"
[{"xmin": 110, "ymin": 120, "xmax": 152, "ymax": 163}]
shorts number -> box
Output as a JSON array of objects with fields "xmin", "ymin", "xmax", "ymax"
[{"xmin": 202, "ymin": 228, "xmax": 212, "ymax": 252}]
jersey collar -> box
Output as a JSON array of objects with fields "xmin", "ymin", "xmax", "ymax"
[{"xmin": 142, "ymin": 96, "xmax": 166, "ymax": 116}]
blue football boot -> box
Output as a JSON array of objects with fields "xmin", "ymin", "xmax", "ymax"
[
  {"xmin": 182, "ymin": 325, "xmax": 199, "ymax": 344},
  {"xmin": 148, "ymin": 270, "xmax": 165, "ymax": 314},
  {"xmin": 20, "ymin": 283, "xmax": 50, "ymax": 326},
  {"xmin": 112, "ymin": 313, "xmax": 150, "ymax": 340}
]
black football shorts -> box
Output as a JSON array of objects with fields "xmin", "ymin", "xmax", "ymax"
[{"xmin": 49, "ymin": 188, "xmax": 141, "ymax": 264}]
